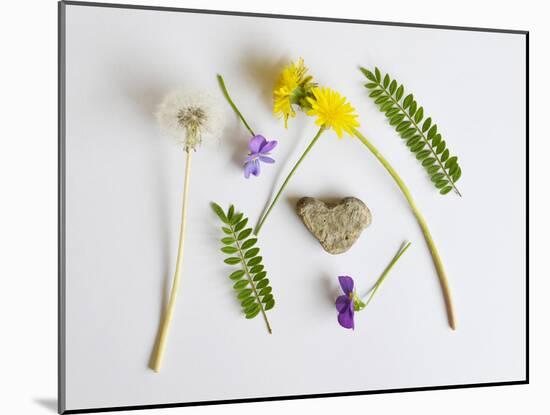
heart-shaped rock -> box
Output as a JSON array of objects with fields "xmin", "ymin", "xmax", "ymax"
[{"xmin": 296, "ymin": 197, "xmax": 372, "ymax": 255}]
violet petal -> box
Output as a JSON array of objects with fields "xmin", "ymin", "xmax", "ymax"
[
  {"xmin": 248, "ymin": 135, "xmax": 266, "ymax": 154},
  {"xmin": 251, "ymin": 159, "xmax": 261, "ymax": 176},
  {"xmin": 338, "ymin": 276, "xmax": 354, "ymax": 295},
  {"xmin": 260, "ymin": 140, "xmax": 278, "ymax": 153},
  {"xmin": 335, "ymin": 295, "xmax": 351, "ymax": 313},
  {"xmin": 243, "ymin": 161, "xmax": 254, "ymax": 179},
  {"xmin": 338, "ymin": 307, "xmax": 355, "ymax": 330},
  {"xmin": 259, "ymin": 155, "xmax": 275, "ymax": 164}
]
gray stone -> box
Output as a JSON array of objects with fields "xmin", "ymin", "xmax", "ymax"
[{"xmin": 296, "ymin": 197, "xmax": 372, "ymax": 255}]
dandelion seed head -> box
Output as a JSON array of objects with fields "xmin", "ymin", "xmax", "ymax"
[{"xmin": 156, "ymin": 90, "xmax": 225, "ymax": 151}]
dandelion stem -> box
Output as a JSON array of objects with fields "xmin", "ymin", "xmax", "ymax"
[
  {"xmin": 352, "ymin": 127, "xmax": 455, "ymax": 330},
  {"xmin": 150, "ymin": 149, "xmax": 192, "ymax": 372},
  {"xmin": 255, "ymin": 127, "xmax": 325, "ymax": 235},
  {"xmin": 217, "ymin": 74, "xmax": 256, "ymax": 137},
  {"xmin": 363, "ymin": 242, "xmax": 411, "ymax": 307}
]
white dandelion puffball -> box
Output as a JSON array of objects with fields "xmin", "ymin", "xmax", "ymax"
[{"xmin": 156, "ymin": 90, "xmax": 225, "ymax": 151}]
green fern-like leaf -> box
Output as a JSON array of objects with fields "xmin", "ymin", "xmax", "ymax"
[
  {"xmin": 211, "ymin": 202, "xmax": 275, "ymax": 333},
  {"xmin": 360, "ymin": 67, "xmax": 462, "ymax": 196}
]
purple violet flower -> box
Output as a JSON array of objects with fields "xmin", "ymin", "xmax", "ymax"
[
  {"xmin": 335, "ymin": 276, "xmax": 355, "ymax": 330},
  {"xmin": 244, "ymin": 135, "xmax": 278, "ymax": 178}
]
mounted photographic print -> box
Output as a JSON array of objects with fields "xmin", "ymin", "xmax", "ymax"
[{"xmin": 58, "ymin": 1, "xmax": 528, "ymax": 413}]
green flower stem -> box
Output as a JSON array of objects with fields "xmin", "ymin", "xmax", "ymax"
[
  {"xmin": 217, "ymin": 74, "xmax": 255, "ymax": 137},
  {"xmin": 364, "ymin": 242, "xmax": 411, "ymax": 307},
  {"xmin": 150, "ymin": 149, "xmax": 192, "ymax": 372},
  {"xmin": 254, "ymin": 127, "xmax": 325, "ymax": 235},
  {"xmin": 352, "ymin": 127, "xmax": 456, "ymax": 330}
]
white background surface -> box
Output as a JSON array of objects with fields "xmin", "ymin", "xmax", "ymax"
[
  {"xmin": 62, "ymin": 3, "xmax": 526, "ymax": 411},
  {"xmin": 0, "ymin": 1, "xmax": 545, "ymax": 415}
]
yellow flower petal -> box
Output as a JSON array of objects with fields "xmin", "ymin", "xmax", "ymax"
[
  {"xmin": 273, "ymin": 58, "xmax": 311, "ymax": 128},
  {"xmin": 306, "ymin": 87, "xmax": 360, "ymax": 137}
]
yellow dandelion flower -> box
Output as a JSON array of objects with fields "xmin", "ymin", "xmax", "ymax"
[
  {"xmin": 306, "ymin": 87, "xmax": 360, "ymax": 138},
  {"xmin": 273, "ymin": 58, "xmax": 312, "ymax": 128}
]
